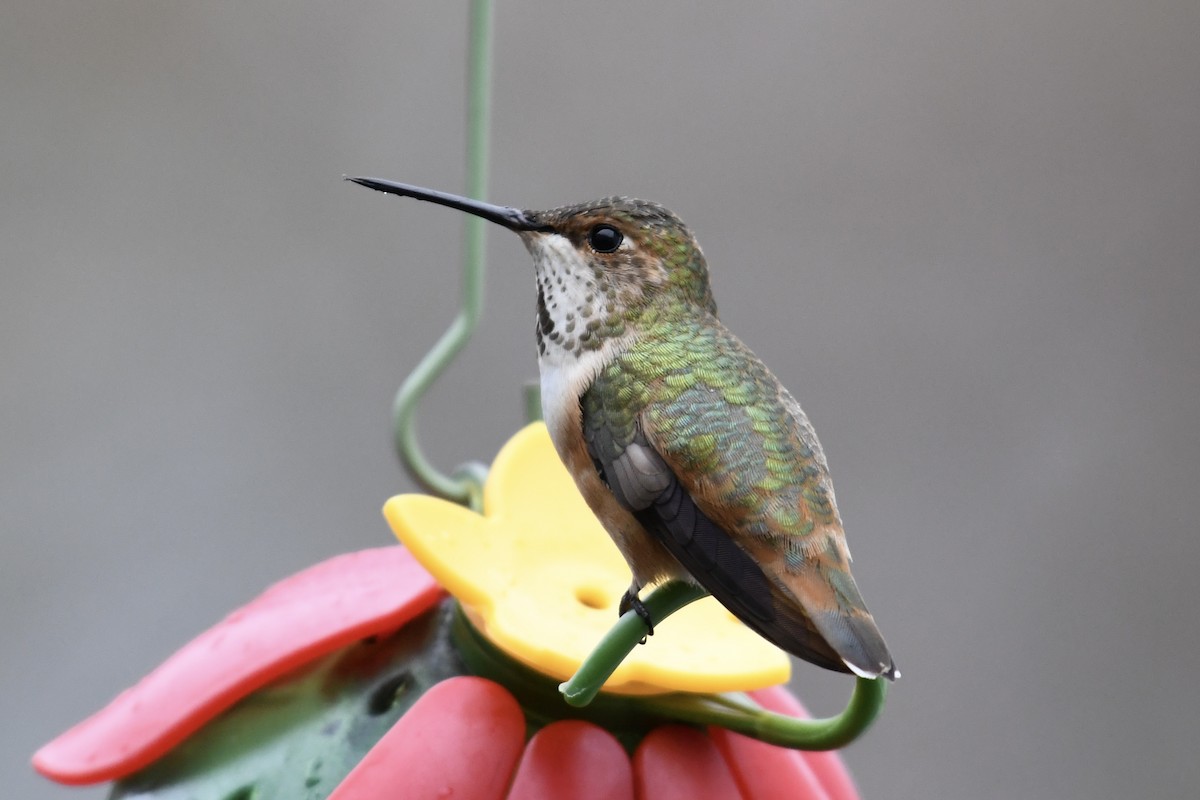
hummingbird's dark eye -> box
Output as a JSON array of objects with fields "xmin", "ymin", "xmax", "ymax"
[{"xmin": 587, "ymin": 224, "xmax": 623, "ymax": 253}]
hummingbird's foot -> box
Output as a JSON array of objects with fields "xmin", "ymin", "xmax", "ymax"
[{"xmin": 619, "ymin": 589, "xmax": 654, "ymax": 642}]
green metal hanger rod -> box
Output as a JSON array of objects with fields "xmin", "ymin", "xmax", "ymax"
[{"xmin": 390, "ymin": 0, "xmax": 495, "ymax": 509}]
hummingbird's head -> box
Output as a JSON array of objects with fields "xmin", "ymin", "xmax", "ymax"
[
  {"xmin": 346, "ymin": 178, "xmax": 718, "ymax": 323},
  {"xmin": 515, "ymin": 197, "xmax": 716, "ymax": 319}
]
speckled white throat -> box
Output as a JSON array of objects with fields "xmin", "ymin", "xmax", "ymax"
[{"xmin": 520, "ymin": 232, "xmax": 632, "ymax": 450}]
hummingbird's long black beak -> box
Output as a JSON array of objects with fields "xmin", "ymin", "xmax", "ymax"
[{"xmin": 346, "ymin": 176, "xmax": 552, "ymax": 233}]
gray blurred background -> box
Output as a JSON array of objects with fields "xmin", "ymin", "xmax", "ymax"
[{"xmin": 4, "ymin": 2, "xmax": 1197, "ymax": 798}]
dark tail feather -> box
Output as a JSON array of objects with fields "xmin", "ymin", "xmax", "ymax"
[
  {"xmin": 807, "ymin": 604, "xmax": 897, "ymax": 680},
  {"xmin": 784, "ymin": 563, "xmax": 898, "ymax": 680},
  {"xmin": 740, "ymin": 577, "xmax": 896, "ymax": 679},
  {"xmin": 635, "ymin": 474, "xmax": 896, "ymax": 679}
]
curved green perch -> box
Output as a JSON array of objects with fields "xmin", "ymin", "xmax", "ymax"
[
  {"xmin": 643, "ymin": 678, "xmax": 886, "ymax": 751},
  {"xmin": 560, "ymin": 580, "xmax": 887, "ymax": 751}
]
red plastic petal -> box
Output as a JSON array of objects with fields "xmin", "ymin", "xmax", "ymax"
[
  {"xmin": 506, "ymin": 720, "xmax": 634, "ymax": 800},
  {"xmin": 33, "ymin": 546, "xmax": 445, "ymax": 785},
  {"xmin": 329, "ymin": 676, "xmax": 525, "ymax": 800},
  {"xmin": 634, "ymin": 725, "xmax": 742, "ymax": 800},
  {"xmin": 729, "ymin": 686, "xmax": 861, "ymax": 800}
]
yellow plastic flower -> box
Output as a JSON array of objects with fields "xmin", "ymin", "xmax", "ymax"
[{"xmin": 384, "ymin": 422, "xmax": 791, "ymax": 696}]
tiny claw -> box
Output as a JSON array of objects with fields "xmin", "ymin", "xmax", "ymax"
[{"xmin": 620, "ymin": 589, "xmax": 654, "ymax": 642}]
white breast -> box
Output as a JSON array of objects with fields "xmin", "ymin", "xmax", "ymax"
[{"xmin": 538, "ymin": 340, "xmax": 628, "ymax": 451}]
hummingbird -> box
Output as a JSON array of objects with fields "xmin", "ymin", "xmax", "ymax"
[{"xmin": 349, "ymin": 176, "xmax": 897, "ymax": 680}]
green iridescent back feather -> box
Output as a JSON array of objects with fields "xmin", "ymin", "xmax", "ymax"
[{"xmin": 583, "ymin": 313, "xmax": 840, "ymax": 551}]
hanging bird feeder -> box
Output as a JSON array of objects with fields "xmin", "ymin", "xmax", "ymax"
[{"xmin": 34, "ymin": 429, "xmax": 870, "ymax": 799}]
